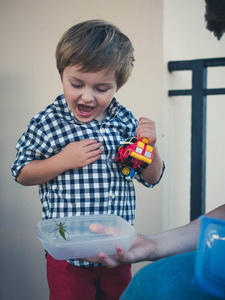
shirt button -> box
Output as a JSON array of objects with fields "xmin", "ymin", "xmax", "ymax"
[{"xmin": 111, "ymin": 193, "xmax": 115, "ymax": 199}]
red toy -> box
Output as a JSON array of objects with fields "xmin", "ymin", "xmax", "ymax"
[{"xmin": 115, "ymin": 136, "xmax": 154, "ymax": 180}]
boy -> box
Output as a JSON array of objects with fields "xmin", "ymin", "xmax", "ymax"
[{"xmin": 11, "ymin": 20, "xmax": 164, "ymax": 300}]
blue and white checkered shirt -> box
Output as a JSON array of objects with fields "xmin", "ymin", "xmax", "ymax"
[{"xmin": 11, "ymin": 94, "xmax": 164, "ymax": 267}]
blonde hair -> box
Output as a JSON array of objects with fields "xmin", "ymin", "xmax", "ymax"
[{"xmin": 56, "ymin": 19, "xmax": 135, "ymax": 89}]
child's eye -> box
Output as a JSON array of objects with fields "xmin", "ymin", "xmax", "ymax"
[
  {"xmin": 96, "ymin": 88, "xmax": 108, "ymax": 92},
  {"xmin": 71, "ymin": 83, "xmax": 82, "ymax": 88}
]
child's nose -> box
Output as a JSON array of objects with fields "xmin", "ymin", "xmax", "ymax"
[{"xmin": 81, "ymin": 89, "xmax": 95, "ymax": 102}]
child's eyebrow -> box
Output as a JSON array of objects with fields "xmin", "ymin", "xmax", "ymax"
[
  {"xmin": 69, "ymin": 76, "xmax": 82, "ymax": 82},
  {"xmin": 70, "ymin": 76, "xmax": 113, "ymax": 86}
]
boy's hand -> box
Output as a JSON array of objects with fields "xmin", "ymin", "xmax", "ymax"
[
  {"xmin": 136, "ymin": 117, "xmax": 157, "ymax": 146},
  {"xmin": 16, "ymin": 139, "xmax": 103, "ymax": 186},
  {"xmin": 60, "ymin": 139, "xmax": 103, "ymax": 170}
]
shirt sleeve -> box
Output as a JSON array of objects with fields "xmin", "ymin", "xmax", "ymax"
[
  {"xmin": 135, "ymin": 161, "xmax": 165, "ymax": 188},
  {"xmin": 11, "ymin": 120, "xmax": 53, "ymax": 181}
]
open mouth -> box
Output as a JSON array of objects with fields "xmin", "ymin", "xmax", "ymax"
[{"xmin": 78, "ymin": 104, "xmax": 94, "ymax": 116}]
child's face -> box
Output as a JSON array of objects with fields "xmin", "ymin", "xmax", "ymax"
[{"xmin": 61, "ymin": 65, "xmax": 117, "ymax": 123}]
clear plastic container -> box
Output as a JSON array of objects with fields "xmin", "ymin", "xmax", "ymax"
[
  {"xmin": 195, "ymin": 216, "xmax": 225, "ymax": 298},
  {"xmin": 35, "ymin": 214, "xmax": 136, "ymax": 260}
]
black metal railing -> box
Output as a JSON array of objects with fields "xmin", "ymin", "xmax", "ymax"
[{"xmin": 168, "ymin": 57, "xmax": 225, "ymax": 221}]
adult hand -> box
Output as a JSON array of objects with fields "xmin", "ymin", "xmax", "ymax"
[{"xmin": 83, "ymin": 224, "xmax": 158, "ymax": 268}]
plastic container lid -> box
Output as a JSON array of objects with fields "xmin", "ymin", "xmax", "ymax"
[
  {"xmin": 195, "ymin": 216, "xmax": 225, "ymax": 298},
  {"xmin": 35, "ymin": 214, "xmax": 136, "ymax": 260}
]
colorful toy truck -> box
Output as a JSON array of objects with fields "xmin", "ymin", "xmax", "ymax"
[{"xmin": 115, "ymin": 136, "xmax": 154, "ymax": 180}]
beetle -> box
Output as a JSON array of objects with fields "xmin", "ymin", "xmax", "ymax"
[{"xmin": 52, "ymin": 218, "xmax": 70, "ymax": 241}]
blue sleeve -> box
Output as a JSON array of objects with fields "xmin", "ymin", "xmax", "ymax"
[
  {"xmin": 11, "ymin": 120, "xmax": 53, "ymax": 181},
  {"xmin": 135, "ymin": 161, "xmax": 165, "ymax": 188}
]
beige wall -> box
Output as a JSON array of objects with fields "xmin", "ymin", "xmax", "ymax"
[
  {"xmin": 163, "ymin": 0, "xmax": 225, "ymax": 230},
  {"xmin": 1, "ymin": 0, "xmax": 163, "ymax": 299}
]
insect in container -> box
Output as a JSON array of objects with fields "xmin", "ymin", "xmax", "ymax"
[{"xmin": 52, "ymin": 218, "xmax": 70, "ymax": 241}]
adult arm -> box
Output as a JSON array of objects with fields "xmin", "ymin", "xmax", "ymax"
[{"xmin": 85, "ymin": 204, "xmax": 225, "ymax": 267}]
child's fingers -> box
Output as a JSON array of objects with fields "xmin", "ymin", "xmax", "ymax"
[
  {"xmin": 79, "ymin": 139, "xmax": 102, "ymax": 150},
  {"xmin": 136, "ymin": 117, "xmax": 157, "ymax": 145}
]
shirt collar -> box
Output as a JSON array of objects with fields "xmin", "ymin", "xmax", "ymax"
[{"xmin": 107, "ymin": 97, "xmax": 120, "ymax": 117}]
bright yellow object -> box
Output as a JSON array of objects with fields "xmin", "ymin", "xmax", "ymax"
[
  {"xmin": 122, "ymin": 167, "xmax": 131, "ymax": 175},
  {"xmin": 130, "ymin": 152, "xmax": 152, "ymax": 164}
]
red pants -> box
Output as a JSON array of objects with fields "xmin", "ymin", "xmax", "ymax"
[{"xmin": 47, "ymin": 254, "xmax": 132, "ymax": 300}]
